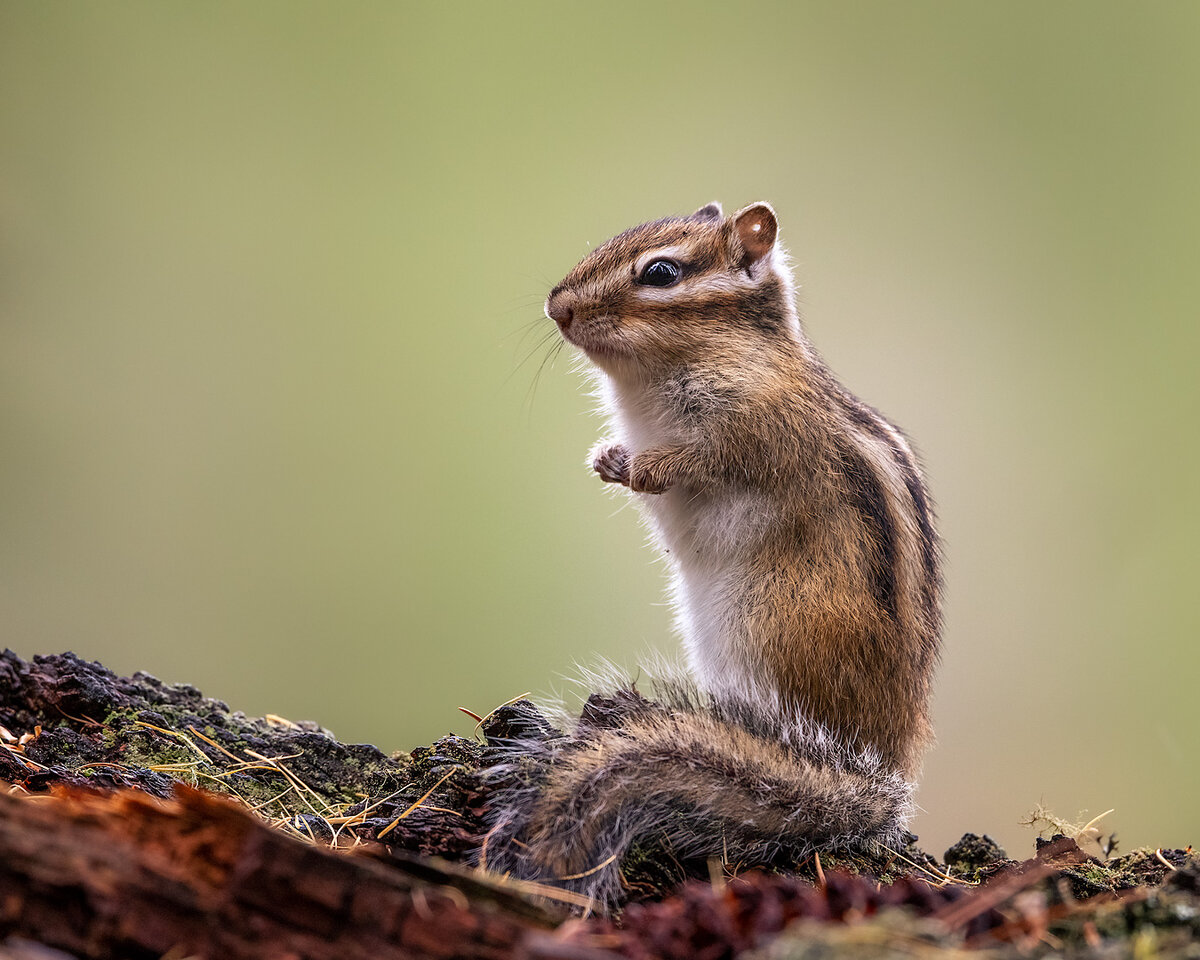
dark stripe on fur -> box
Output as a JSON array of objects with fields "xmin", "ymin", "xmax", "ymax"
[
  {"xmin": 680, "ymin": 245, "xmax": 721, "ymax": 275},
  {"xmin": 832, "ymin": 434, "xmax": 899, "ymax": 622},
  {"xmin": 571, "ymin": 217, "xmax": 720, "ymax": 288},
  {"xmin": 900, "ymin": 467, "xmax": 940, "ymax": 632},
  {"xmin": 834, "ymin": 390, "xmax": 941, "ymax": 631},
  {"xmin": 740, "ymin": 279, "xmax": 788, "ymax": 334}
]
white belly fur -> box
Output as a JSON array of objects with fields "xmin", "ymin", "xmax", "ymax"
[
  {"xmin": 603, "ymin": 374, "xmax": 775, "ymax": 705},
  {"xmin": 645, "ymin": 484, "xmax": 774, "ymax": 706}
]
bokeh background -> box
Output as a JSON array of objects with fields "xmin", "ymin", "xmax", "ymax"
[{"xmin": 2, "ymin": 3, "xmax": 1196, "ymax": 858}]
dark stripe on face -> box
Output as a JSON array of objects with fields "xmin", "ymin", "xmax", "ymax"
[
  {"xmin": 560, "ymin": 217, "xmax": 727, "ymax": 291},
  {"xmin": 833, "ymin": 435, "xmax": 899, "ymax": 623},
  {"xmin": 680, "ymin": 245, "xmax": 721, "ymax": 275},
  {"xmin": 674, "ymin": 279, "xmax": 787, "ymax": 333}
]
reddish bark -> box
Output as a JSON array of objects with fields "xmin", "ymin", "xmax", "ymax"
[{"xmin": 0, "ymin": 786, "xmax": 597, "ymax": 960}]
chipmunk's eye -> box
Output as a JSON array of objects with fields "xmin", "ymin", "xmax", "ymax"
[{"xmin": 637, "ymin": 259, "xmax": 681, "ymax": 287}]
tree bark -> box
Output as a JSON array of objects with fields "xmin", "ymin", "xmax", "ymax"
[{"xmin": 0, "ymin": 785, "xmax": 603, "ymax": 960}]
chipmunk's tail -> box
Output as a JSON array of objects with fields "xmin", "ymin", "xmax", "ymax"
[{"xmin": 478, "ymin": 676, "xmax": 913, "ymax": 908}]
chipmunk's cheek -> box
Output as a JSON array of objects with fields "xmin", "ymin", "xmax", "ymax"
[{"xmin": 569, "ymin": 316, "xmax": 637, "ymax": 366}]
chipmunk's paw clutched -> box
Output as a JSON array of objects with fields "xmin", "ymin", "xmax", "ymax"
[{"xmin": 591, "ymin": 442, "xmax": 631, "ymax": 485}]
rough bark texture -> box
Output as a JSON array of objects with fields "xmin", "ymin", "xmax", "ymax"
[
  {"xmin": 0, "ymin": 785, "xmax": 565, "ymax": 960},
  {"xmin": 2, "ymin": 650, "xmax": 1197, "ymax": 959}
]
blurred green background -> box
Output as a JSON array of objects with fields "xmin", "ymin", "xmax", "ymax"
[{"xmin": 2, "ymin": 2, "xmax": 1196, "ymax": 859}]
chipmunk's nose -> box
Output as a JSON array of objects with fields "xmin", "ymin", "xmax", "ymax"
[{"xmin": 546, "ymin": 290, "xmax": 575, "ymax": 331}]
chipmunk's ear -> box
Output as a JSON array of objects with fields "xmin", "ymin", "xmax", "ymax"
[
  {"xmin": 732, "ymin": 202, "xmax": 778, "ymax": 265},
  {"xmin": 691, "ymin": 202, "xmax": 723, "ymax": 222}
]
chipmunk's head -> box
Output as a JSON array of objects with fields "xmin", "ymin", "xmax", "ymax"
[{"xmin": 545, "ymin": 202, "xmax": 797, "ymax": 373}]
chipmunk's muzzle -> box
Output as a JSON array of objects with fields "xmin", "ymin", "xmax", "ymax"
[
  {"xmin": 546, "ymin": 285, "xmax": 627, "ymax": 363},
  {"xmin": 545, "ymin": 290, "xmax": 574, "ymax": 332}
]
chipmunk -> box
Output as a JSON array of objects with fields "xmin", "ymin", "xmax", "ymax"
[{"xmin": 482, "ymin": 202, "xmax": 941, "ymax": 906}]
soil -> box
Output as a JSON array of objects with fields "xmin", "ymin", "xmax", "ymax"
[{"xmin": 1, "ymin": 649, "xmax": 1196, "ymax": 958}]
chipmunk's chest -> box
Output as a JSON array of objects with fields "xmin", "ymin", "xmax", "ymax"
[
  {"xmin": 653, "ymin": 486, "xmax": 774, "ymax": 580},
  {"xmin": 605, "ymin": 379, "xmax": 686, "ymax": 451},
  {"xmin": 604, "ymin": 375, "xmax": 770, "ymax": 559},
  {"xmin": 604, "ymin": 370, "xmax": 726, "ymax": 451}
]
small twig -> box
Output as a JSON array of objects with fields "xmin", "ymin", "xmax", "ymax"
[
  {"xmin": 53, "ymin": 705, "xmax": 103, "ymax": 727},
  {"xmin": 472, "ymin": 692, "xmax": 533, "ymax": 735},
  {"xmin": 192, "ymin": 770, "xmax": 285, "ymax": 811},
  {"xmin": 244, "ymin": 784, "xmax": 295, "ymax": 813},
  {"xmin": 1, "ymin": 743, "xmax": 47, "ymax": 770},
  {"xmin": 482, "ymin": 873, "xmax": 597, "ymax": 911},
  {"xmin": 186, "ymin": 725, "xmax": 244, "ymax": 763},
  {"xmin": 477, "ymin": 824, "xmax": 495, "ymax": 871},
  {"xmin": 880, "ymin": 844, "xmax": 976, "ymax": 887},
  {"xmin": 1155, "ymin": 848, "xmax": 1178, "ymax": 872},
  {"xmin": 148, "ymin": 762, "xmax": 202, "ymax": 774},
  {"xmin": 243, "ymin": 750, "xmax": 333, "ymax": 818},
  {"xmin": 325, "ymin": 788, "xmax": 405, "ymax": 824},
  {"xmin": 559, "ymin": 853, "xmax": 619, "ymax": 881},
  {"xmin": 1077, "ymin": 809, "xmax": 1115, "ymax": 838},
  {"xmin": 132, "ymin": 721, "xmax": 212, "ymax": 765},
  {"xmin": 377, "ymin": 768, "xmax": 458, "ymax": 839},
  {"xmin": 707, "ymin": 857, "xmax": 727, "ymax": 895}
]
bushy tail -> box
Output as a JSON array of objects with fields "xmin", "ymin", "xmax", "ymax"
[{"xmin": 479, "ymin": 681, "xmax": 913, "ymax": 907}]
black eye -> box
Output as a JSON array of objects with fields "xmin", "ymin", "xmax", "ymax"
[{"xmin": 637, "ymin": 259, "xmax": 681, "ymax": 287}]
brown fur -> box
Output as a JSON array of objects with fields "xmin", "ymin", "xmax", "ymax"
[
  {"xmin": 480, "ymin": 675, "xmax": 912, "ymax": 907},
  {"xmin": 527, "ymin": 711, "xmax": 903, "ymax": 880},
  {"xmin": 547, "ymin": 201, "xmax": 941, "ymax": 776},
  {"xmin": 485, "ymin": 202, "xmax": 943, "ymax": 907}
]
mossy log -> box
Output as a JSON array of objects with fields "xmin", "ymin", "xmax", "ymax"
[{"xmin": 2, "ymin": 650, "xmax": 1197, "ymax": 959}]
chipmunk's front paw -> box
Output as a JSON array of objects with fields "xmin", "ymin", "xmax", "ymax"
[
  {"xmin": 592, "ymin": 442, "xmax": 631, "ymax": 485},
  {"xmin": 629, "ymin": 455, "xmax": 673, "ymax": 494}
]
